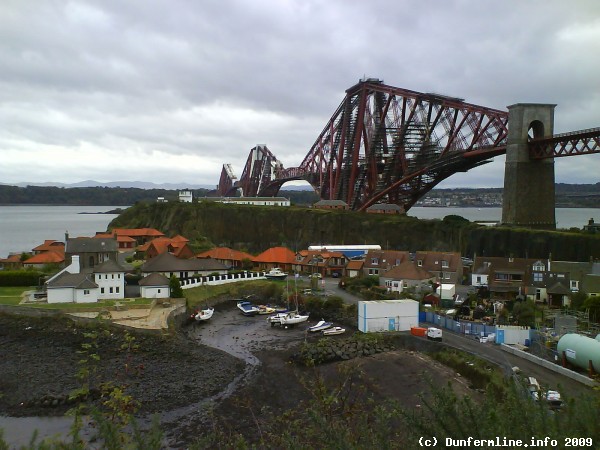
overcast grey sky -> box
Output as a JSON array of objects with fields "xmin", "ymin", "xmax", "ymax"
[{"xmin": 1, "ymin": 0, "xmax": 599, "ymax": 188}]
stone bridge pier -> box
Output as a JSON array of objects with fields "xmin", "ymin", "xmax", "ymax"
[{"xmin": 501, "ymin": 103, "xmax": 557, "ymax": 229}]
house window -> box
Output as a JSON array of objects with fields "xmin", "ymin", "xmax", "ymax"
[
  {"xmin": 118, "ymin": 274, "xmax": 121, "ymax": 279},
  {"xmin": 417, "ymin": 260, "xmax": 423, "ymax": 267},
  {"xmin": 536, "ymin": 289, "xmax": 541, "ymax": 301},
  {"xmin": 533, "ymin": 273, "xmax": 543, "ymax": 282},
  {"xmin": 571, "ymin": 280, "xmax": 579, "ymax": 291},
  {"xmin": 442, "ymin": 260, "xmax": 449, "ymax": 268},
  {"xmin": 105, "ymin": 275, "xmax": 108, "ymax": 280},
  {"xmin": 443, "ymin": 272, "xmax": 450, "ymax": 280},
  {"xmin": 101, "ymin": 288, "xmax": 105, "ymax": 294},
  {"xmin": 84, "ymin": 289, "xmax": 90, "ymax": 295},
  {"xmin": 395, "ymin": 259, "xmax": 400, "ymax": 266},
  {"xmin": 109, "ymin": 287, "xmax": 113, "ymax": 293},
  {"xmin": 476, "ymin": 276, "xmax": 482, "ymax": 284},
  {"xmin": 403, "ymin": 281, "xmax": 408, "ymax": 288},
  {"xmin": 369, "ymin": 269, "xmax": 379, "ymax": 275},
  {"xmin": 371, "ymin": 258, "xmax": 379, "ymax": 265},
  {"xmin": 116, "ymin": 287, "xmax": 120, "ymax": 293},
  {"xmin": 158, "ymin": 289, "xmax": 161, "ymax": 293},
  {"xmin": 112, "ymin": 274, "xmax": 114, "ymax": 279},
  {"xmin": 533, "ymin": 263, "xmax": 545, "ymax": 272}
]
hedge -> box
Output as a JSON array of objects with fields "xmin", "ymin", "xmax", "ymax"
[{"xmin": 0, "ymin": 271, "xmax": 44, "ymax": 286}]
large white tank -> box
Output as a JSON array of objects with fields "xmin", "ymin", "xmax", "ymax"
[{"xmin": 557, "ymin": 333, "xmax": 600, "ymax": 373}]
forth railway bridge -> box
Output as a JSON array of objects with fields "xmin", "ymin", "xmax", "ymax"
[{"xmin": 215, "ymin": 78, "xmax": 600, "ymax": 229}]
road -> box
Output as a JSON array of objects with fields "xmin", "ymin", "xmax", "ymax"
[{"xmin": 318, "ymin": 276, "xmax": 592, "ymax": 400}]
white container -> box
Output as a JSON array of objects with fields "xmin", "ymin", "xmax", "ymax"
[{"xmin": 358, "ymin": 300, "xmax": 419, "ymax": 333}]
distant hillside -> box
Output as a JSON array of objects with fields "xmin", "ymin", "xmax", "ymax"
[
  {"xmin": 109, "ymin": 201, "xmax": 600, "ymax": 261},
  {"xmin": 0, "ymin": 185, "xmax": 318, "ymax": 206}
]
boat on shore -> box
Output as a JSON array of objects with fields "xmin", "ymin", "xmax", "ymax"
[
  {"xmin": 192, "ymin": 307, "xmax": 214, "ymax": 322},
  {"xmin": 322, "ymin": 326, "xmax": 345, "ymax": 336},
  {"xmin": 279, "ymin": 310, "xmax": 309, "ymax": 328},
  {"xmin": 264, "ymin": 268, "xmax": 288, "ymax": 280},
  {"xmin": 237, "ymin": 301, "xmax": 260, "ymax": 316},
  {"xmin": 257, "ymin": 305, "xmax": 276, "ymax": 315},
  {"xmin": 308, "ymin": 320, "xmax": 333, "ymax": 332}
]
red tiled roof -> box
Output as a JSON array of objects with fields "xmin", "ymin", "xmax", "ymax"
[
  {"xmin": 253, "ymin": 247, "xmax": 296, "ymax": 264},
  {"xmin": 32, "ymin": 240, "xmax": 65, "ymax": 252},
  {"xmin": 197, "ymin": 247, "xmax": 254, "ymax": 261},
  {"xmin": 346, "ymin": 260, "xmax": 364, "ymax": 271},
  {"xmin": 112, "ymin": 228, "xmax": 165, "ymax": 237},
  {"xmin": 0, "ymin": 254, "xmax": 23, "ymax": 263},
  {"xmin": 25, "ymin": 251, "xmax": 64, "ymax": 265},
  {"xmin": 382, "ymin": 260, "xmax": 433, "ymax": 281},
  {"xmin": 171, "ymin": 235, "xmax": 189, "ymax": 243}
]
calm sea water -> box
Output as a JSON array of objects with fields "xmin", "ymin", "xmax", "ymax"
[
  {"xmin": 0, "ymin": 205, "xmax": 127, "ymax": 258},
  {"xmin": 409, "ymin": 207, "xmax": 598, "ymax": 230},
  {"xmin": 0, "ymin": 205, "xmax": 598, "ymax": 259}
]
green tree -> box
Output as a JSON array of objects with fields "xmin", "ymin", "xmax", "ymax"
[
  {"xmin": 570, "ymin": 290, "xmax": 588, "ymax": 311},
  {"xmin": 583, "ymin": 296, "xmax": 600, "ymax": 322},
  {"xmin": 512, "ymin": 299, "xmax": 536, "ymax": 326},
  {"xmin": 169, "ymin": 275, "xmax": 184, "ymax": 298}
]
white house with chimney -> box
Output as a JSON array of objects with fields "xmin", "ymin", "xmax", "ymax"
[{"xmin": 45, "ymin": 255, "xmax": 126, "ymax": 303}]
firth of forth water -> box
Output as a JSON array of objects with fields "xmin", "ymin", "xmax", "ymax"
[{"xmin": 0, "ymin": 205, "xmax": 127, "ymax": 258}]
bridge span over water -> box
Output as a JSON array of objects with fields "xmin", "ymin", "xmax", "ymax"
[{"xmin": 215, "ymin": 78, "xmax": 600, "ymax": 229}]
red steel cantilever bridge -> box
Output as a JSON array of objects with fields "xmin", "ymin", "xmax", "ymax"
[{"xmin": 216, "ymin": 78, "xmax": 600, "ymax": 213}]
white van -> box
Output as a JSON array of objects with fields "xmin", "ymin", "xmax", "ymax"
[{"xmin": 427, "ymin": 327, "xmax": 443, "ymax": 341}]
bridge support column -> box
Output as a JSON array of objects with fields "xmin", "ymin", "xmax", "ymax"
[{"xmin": 502, "ymin": 103, "xmax": 556, "ymax": 229}]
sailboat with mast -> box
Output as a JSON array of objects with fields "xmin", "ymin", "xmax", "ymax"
[{"xmin": 279, "ymin": 271, "xmax": 309, "ymax": 328}]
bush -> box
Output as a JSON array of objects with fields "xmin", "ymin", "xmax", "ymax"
[{"xmin": 0, "ymin": 270, "xmax": 44, "ymax": 286}]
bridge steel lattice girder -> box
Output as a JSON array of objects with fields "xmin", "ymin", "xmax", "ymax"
[
  {"xmin": 529, "ymin": 127, "xmax": 600, "ymax": 159},
  {"xmin": 295, "ymin": 79, "xmax": 510, "ymax": 211}
]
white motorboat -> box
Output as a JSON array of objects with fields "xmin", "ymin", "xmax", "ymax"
[
  {"xmin": 308, "ymin": 320, "xmax": 333, "ymax": 332},
  {"xmin": 237, "ymin": 301, "xmax": 260, "ymax": 316},
  {"xmin": 267, "ymin": 312, "xmax": 289, "ymax": 326},
  {"xmin": 322, "ymin": 326, "xmax": 345, "ymax": 336},
  {"xmin": 193, "ymin": 307, "xmax": 214, "ymax": 322},
  {"xmin": 279, "ymin": 310, "xmax": 309, "ymax": 328},
  {"xmin": 264, "ymin": 268, "xmax": 288, "ymax": 280}
]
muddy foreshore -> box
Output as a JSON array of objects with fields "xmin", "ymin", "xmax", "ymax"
[{"xmin": 0, "ymin": 312, "xmax": 245, "ymax": 419}]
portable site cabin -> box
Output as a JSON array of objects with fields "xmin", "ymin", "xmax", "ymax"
[{"xmin": 358, "ymin": 299, "xmax": 419, "ymax": 333}]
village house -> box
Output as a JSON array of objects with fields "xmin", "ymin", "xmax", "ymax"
[
  {"xmin": 293, "ymin": 249, "xmax": 349, "ymax": 277},
  {"xmin": 23, "ymin": 239, "xmax": 66, "ymax": 268},
  {"xmin": 313, "ymin": 199, "xmax": 348, "ymax": 210},
  {"xmin": 45, "ymin": 255, "xmax": 126, "ymax": 303},
  {"xmin": 362, "ymin": 250, "xmax": 411, "ymax": 276},
  {"xmin": 196, "ymin": 247, "xmax": 255, "ymax": 270},
  {"xmin": 526, "ymin": 259, "xmax": 571, "ymax": 307},
  {"xmin": 252, "ymin": 247, "xmax": 296, "ymax": 272},
  {"xmin": 471, "ymin": 256, "xmax": 535, "ymax": 302},
  {"xmin": 365, "ymin": 203, "xmax": 404, "ymax": 214},
  {"xmin": 138, "ymin": 273, "xmax": 170, "ymax": 299},
  {"xmin": 414, "ymin": 251, "xmax": 463, "ymax": 284},
  {"xmin": 345, "ymin": 259, "xmax": 364, "ymax": 278},
  {"xmin": 380, "ymin": 260, "xmax": 436, "ymax": 294},
  {"xmin": 110, "ymin": 228, "xmax": 165, "ymax": 247},
  {"xmin": 139, "ymin": 235, "xmax": 195, "ymax": 259},
  {"xmin": 65, "ymin": 235, "xmax": 119, "ymax": 270},
  {"xmin": 95, "ymin": 232, "xmax": 137, "ymax": 252},
  {"xmin": 0, "ymin": 254, "xmax": 24, "ymax": 270},
  {"xmin": 140, "ymin": 252, "xmax": 228, "ymax": 280}
]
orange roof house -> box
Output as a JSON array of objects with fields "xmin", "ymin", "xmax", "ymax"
[
  {"xmin": 24, "ymin": 251, "xmax": 65, "ymax": 267},
  {"xmin": 197, "ymin": 247, "xmax": 254, "ymax": 269},
  {"xmin": 95, "ymin": 232, "xmax": 137, "ymax": 251},
  {"xmin": 110, "ymin": 228, "xmax": 165, "ymax": 245},
  {"xmin": 143, "ymin": 237, "xmax": 195, "ymax": 260},
  {"xmin": 32, "ymin": 240, "xmax": 65, "ymax": 255},
  {"xmin": 293, "ymin": 249, "xmax": 348, "ymax": 277},
  {"xmin": 0, "ymin": 254, "xmax": 24, "ymax": 270},
  {"xmin": 252, "ymin": 247, "xmax": 296, "ymax": 271}
]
